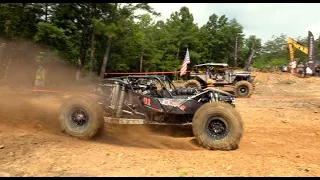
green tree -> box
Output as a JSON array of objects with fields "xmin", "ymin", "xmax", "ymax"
[
  {"xmin": 253, "ymin": 34, "xmax": 287, "ymax": 68},
  {"xmin": 163, "ymin": 6, "xmax": 200, "ymax": 71},
  {"xmin": 2, "ymin": 3, "xmax": 285, "ymax": 85},
  {"xmin": 243, "ymin": 35, "xmax": 262, "ymax": 67},
  {"xmin": 200, "ymin": 14, "xmax": 245, "ymax": 67}
]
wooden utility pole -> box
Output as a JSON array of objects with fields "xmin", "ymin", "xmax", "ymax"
[
  {"xmin": 139, "ymin": 54, "xmax": 143, "ymax": 72},
  {"xmin": 245, "ymin": 48, "xmax": 256, "ymax": 71}
]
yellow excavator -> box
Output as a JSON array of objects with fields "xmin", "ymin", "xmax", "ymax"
[
  {"xmin": 286, "ymin": 37, "xmax": 308, "ymax": 76},
  {"xmin": 286, "ymin": 31, "xmax": 319, "ymax": 76},
  {"xmin": 287, "ymin": 37, "xmax": 308, "ymax": 62}
]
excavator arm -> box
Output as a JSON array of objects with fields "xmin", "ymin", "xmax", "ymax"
[{"xmin": 287, "ymin": 37, "xmax": 308, "ymax": 62}]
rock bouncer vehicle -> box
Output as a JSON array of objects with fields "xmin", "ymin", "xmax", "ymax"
[
  {"xmin": 59, "ymin": 75, "xmax": 243, "ymax": 150},
  {"xmin": 185, "ymin": 63, "xmax": 255, "ymax": 98}
]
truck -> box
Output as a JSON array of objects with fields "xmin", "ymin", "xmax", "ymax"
[
  {"xmin": 184, "ymin": 63, "xmax": 255, "ymax": 98},
  {"xmin": 59, "ymin": 75, "xmax": 244, "ymax": 150}
]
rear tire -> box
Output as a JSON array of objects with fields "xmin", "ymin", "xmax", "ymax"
[
  {"xmin": 192, "ymin": 102, "xmax": 243, "ymax": 150},
  {"xmin": 234, "ymin": 81, "xmax": 253, "ymax": 98},
  {"xmin": 185, "ymin": 79, "xmax": 201, "ymax": 88},
  {"xmin": 59, "ymin": 94, "xmax": 104, "ymax": 139}
]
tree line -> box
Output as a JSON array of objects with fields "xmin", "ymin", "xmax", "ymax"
[{"xmin": 0, "ymin": 3, "xmax": 319, "ymax": 82}]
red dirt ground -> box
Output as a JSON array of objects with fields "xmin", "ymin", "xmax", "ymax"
[{"xmin": 0, "ymin": 72, "xmax": 319, "ymax": 177}]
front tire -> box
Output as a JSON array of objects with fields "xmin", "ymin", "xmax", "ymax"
[
  {"xmin": 192, "ymin": 102, "xmax": 243, "ymax": 150},
  {"xmin": 59, "ymin": 94, "xmax": 104, "ymax": 139},
  {"xmin": 234, "ymin": 81, "xmax": 253, "ymax": 98}
]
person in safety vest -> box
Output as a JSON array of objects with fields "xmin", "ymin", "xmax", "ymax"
[{"xmin": 34, "ymin": 65, "xmax": 46, "ymax": 89}]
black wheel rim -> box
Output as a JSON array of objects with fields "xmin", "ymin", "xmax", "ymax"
[
  {"xmin": 206, "ymin": 117, "xmax": 228, "ymax": 140},
  {"xmin": 68, "ymin": 108, "xmax": 89, "ymax": 132},
  {"xmin": 238, "ymin": 85, "xmax": 248, "ymax": 96}
]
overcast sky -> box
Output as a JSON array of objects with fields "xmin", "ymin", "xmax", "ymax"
[{"xmin": 138, "ymin": 3, "xmax": 320, "ymax": 44}]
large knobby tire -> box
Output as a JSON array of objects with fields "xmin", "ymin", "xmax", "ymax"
[
  {"xmin": 185, "ymin": 79, "xmax": 201, "ymax": 88},
  {"xmin": 59, "ymin": 94, "xmax": 104, "ymax": 140},
  {"xmin": 192, "ymin": 102, "xmax": 243, "ymax": 151},
  {"xmin": 234, "ymin": 81, "xmax": 253, "ymax": 98}
]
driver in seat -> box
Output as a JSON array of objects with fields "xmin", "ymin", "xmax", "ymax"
[
  {"xmin": 206, "ymin": 66, "xmax": 215, "ymax": 78},
  {"xmin": 141, "ymin": 83, "xmax": 163, "ymax": 98}
]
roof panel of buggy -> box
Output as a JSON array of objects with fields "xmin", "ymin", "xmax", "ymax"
[
  {"xmin": 194, "ymin": 63, "xmax": 229, "ymax": 67},
  {"xmin": 102, "ymin": 74, "xmax": 171, "ymax": 82}
]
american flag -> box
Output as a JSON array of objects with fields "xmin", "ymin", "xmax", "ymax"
[{"xmin": 180, "ymin": 48, "xmax": 190, "ymax": 76}]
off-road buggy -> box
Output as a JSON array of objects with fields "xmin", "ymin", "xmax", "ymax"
[
  {"xmin": 184, "ymin": 63, "xmax": 255, "ymax": 98},
  {"xmin": 59, "ymin": 75, "xmax": 243, "ymax": 150}
]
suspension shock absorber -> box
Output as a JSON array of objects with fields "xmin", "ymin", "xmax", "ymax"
[
  {"xmin": 214, "ymin": 92, "xmax": 219, "ymax": 101},
  {"xmin": 116, "ymin": 85, "xmax": 126, "ymax": 118},
  {"xmin": 209, "ymin": 91, "xmax": 219, "ymax": 102},
  {"xmin": 111, "ymin": 81, "xmax": 120, "ymax": 110}
]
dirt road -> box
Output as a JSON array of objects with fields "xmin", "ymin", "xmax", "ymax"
[{"xmin": 0, "ymin": 72, "xmax": 319, "ymax": 177}]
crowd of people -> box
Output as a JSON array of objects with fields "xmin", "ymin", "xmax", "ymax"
[{"xmin": 289, "ymin": 58, "xmax": 320, "ymax": 77}]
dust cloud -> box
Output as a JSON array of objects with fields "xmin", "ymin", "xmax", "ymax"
[
  {"xmin": 0, "ymin": 90, "xmax": 200, "ymax": 150},
  {"xmin": 0, "ymin": 39, "xmax": 202, "ymax": 151},
  {"xmin": 0, "ymin": 38, "xmax": 93, "ymax": 91}
]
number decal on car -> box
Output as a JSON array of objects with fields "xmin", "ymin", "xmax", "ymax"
[{"xmin": 143, "ymin": 97, "xmax": 151, "ymax": 106}]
